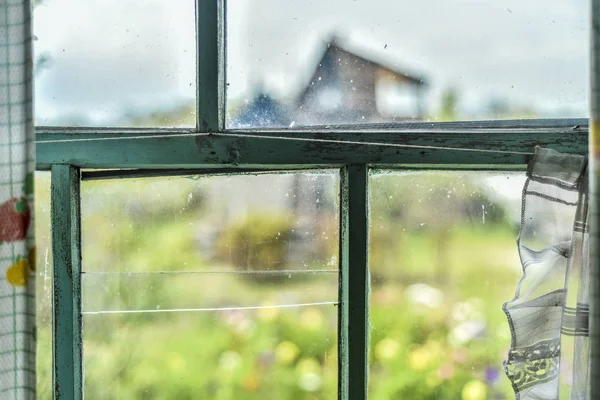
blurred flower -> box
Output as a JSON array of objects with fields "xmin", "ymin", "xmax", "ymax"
[
  {"xmin": 257, "ymin": 302, "xmax": 279, "ymax": 322},
  {"xmin": 449, "ymin": 320, "xmax": 486, "ymax": 346},
  {"xmin": 242, "ymin": 373, "xmax": 260, "ymax": 392},
  {"xmin": 296, "ymin": 358, "xmax": 321, "ymax": 375},
  {"xmin": 275, "ymin": 341, "xmax": 300, "ymax": 365},
  {"xmin": 218, "ymin": 350, "xmax": 242, "ymax": 373},
  {"xmin": 407, "ymin": 346, "xmax": 433, "ymax": 371},
  {"xmin": 452, "ymin": 298, "xmax": 484, "ymax": 323},
  {"xmin": 405, "ymin": 283, "xmax": 444, "ymax": 310},
  {"xmin": 451, "ymin": 348, "xmax": 468, "ymax": 364},
  {"xmin": 256, "ymin": 352, "xmax": 275, "ymax": 369},
  {"xmin": 461, "ymin": 379, "xmax": 487, "ymax": 400},
  {"xmin": 300, "ymin": 307, "xmax": 324, "ymax": 330},
  {"xmin": 167, "ymin": 352, "xmax": 185, "ymax": 371},
  {"xmin": 375, "ymin": 338, "xmax": 400, "ymax": 361},
  {"xmin": 452, "ymin": 302, "xmax": 475, "ymax": 322},
  {"xmin": 298, "ymin": 372, "xmax": 322, "ymax": 392},
  {"xmin": 222, "ymin": 309, "xmax": 255, "ymax": 336},
  {"xmin": 437, "ymin": 363, "xmax": 455, "ymax": 380},
  {"xmin": 485, "ymin": 366, "xmax": 500, "ymax": 385},
  {"xmin": 222, "ymin": 309, "xmax": 246, "ymax": 326}
]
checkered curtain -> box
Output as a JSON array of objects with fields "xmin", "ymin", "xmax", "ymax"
[
  {"xmin": 503, "ymin": 147, "xmax": 589, "ymax": 399},
  {"xmin": 0, "ymin": 0, "xmax": 36, "ymax": 398}
]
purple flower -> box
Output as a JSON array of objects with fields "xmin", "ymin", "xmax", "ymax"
[{"xmin": 485, "ymin": 366, "xmax": 500, "ymax": 385}]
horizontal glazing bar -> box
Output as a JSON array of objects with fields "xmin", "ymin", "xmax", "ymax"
[
  {"xmin": 36, "ymin": 119, "xmax": 588, "ymax": 169},
  {"xmin": 80, "ymin": 166, "xmax": 334, "ymax": 180},
  {"xmin": 82, "ymin": 269, "xmax": 338, "ymax": 275},
  {"xmin": 36, "ymin": 117, "xmax": 588, "ymax": 135}
]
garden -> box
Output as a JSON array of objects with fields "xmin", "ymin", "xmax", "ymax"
[{"xmin": 34, "ymin": 170, "xmax": 527, "ymax": 399}]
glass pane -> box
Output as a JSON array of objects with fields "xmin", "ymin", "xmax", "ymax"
[
  {"xmin": 368, "ymin": 170, "xmax": 526, "ymax": 399},
  {"xmin": 81, "ymin": 172, "xmax": 339, "ymax": 273},
  {"xmin": 33, "ymin": 0, "xmax": 196, "ymax": 127},
  {"xmin": 84, "ymin": 307, "xmax": 338, "ymax": 399},
  {"xmin": 35, "ymin": 171, "xmax": 52, "ymax": 399},
  {"xmin": 82, "ymin": 272, "xmax": 339, "ymax": 313},
  {"xmin": 81, "ymin": 171, "xmax": 339, "ymax": 399},
  {"xmin": 227, "ymin": 1, "xmax": 588, "ymax": 128}
]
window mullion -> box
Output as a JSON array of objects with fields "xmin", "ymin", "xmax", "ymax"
[
  {"xmin": 339, "ymin": 164, "xmax": 369, "ymax": 400},
  {"xmin": 50, "ymin": 165, "xmax": 83, "ymax": 400},
  {"xmin": 196, "ymin": 0, "xmax": 225, "ymax": 132}
]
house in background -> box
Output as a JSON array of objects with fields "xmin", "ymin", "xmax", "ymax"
[
  {"xmin": 294, "ymin": 36, "xmax": 427, "ymax": 125},
  {"xmin": 230, "ymin": 34, "xmax": 428, "ymax": 128}
]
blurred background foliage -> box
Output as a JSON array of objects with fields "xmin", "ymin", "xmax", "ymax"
[{"xmin": 35, "ymin": 170, "xmax": 524, "ymax": 399}]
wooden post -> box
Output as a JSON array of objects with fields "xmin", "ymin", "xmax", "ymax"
[
  {"xmin": 51, "ymin": 165, "xmax": 82, "ymax": 400},
  {"xmin": 196, "ymin": 0, "xmax": 225, "ymax": 132},
  {"xmin": 339, "ymin": 165, "xmax": 369, "ymax": 399}
]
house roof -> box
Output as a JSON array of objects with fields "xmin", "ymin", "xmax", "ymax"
[
  {"xmin": 327, "ymin": 36, "xmax": 427, "ymax": 86},
  {"xmin": 296, "ymin": 35, "xmax": 427, "ymax": 106}
]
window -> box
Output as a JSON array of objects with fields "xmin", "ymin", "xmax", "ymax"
[{"xmin": 35, "ymin": 1, "xmax": 589, "ymax": 399}]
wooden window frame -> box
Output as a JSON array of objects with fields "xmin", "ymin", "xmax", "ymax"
[{"xmin": 35, "ymin": 1, "xmax": 589, "ymax": 399}]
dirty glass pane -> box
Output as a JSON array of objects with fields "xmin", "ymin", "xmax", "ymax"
[
  {"xmin": 35, "ymin": 171, "xmax": 52, "ymax": 399},
  {"xmin": 227, "ymin": 0, "xmax": 588, "ymax": 128},
  {"xmin": 33, "ymin": 0, "xmax": 195, "ymax": 127},
  {"xmin": 368, "ymin": 170, "xmax": 526, "ymax": 400},
  {"xmin": 80, "ymin": 171, "xmax": 339, "ymax": 399}
]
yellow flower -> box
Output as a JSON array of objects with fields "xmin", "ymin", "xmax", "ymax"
[
  {"xmin": 242, "ymin": 373, "xmax": 260, "ymax": 392},
  {"xmin": 167, "ymin": 352, "xmax": 185, "ymax": 371},
  {"xmin": 407, "ymin": 346, "xmax": 432, "ymax": 370},
  {"xmin": 300, "ymin": 308, "xmax": 324, "ymax": 330},
  {"xmin": 375, "ymin": 338, "xmax": 400, "ymax": 361},
  {"xmin": 257, "ymin": 302, "xmax": 279, "ymax": 322},
  {"xmin": 462, "ymin": 380, "xmax": 487, "ymax": 400},
  {"xmin": 275, "ymin": 341, "xmax": 300, "ymax": 365}
]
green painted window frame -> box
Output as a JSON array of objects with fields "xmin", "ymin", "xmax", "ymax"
[{"xmin": 35, "ymin": 1, "xmax": 589, "ymax": 399}]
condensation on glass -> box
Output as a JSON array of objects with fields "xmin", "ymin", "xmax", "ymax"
[
  {"xmin": 226, "ymin": 0, "xmax": 589, "ymax": 128},
  {"xmin": 33, "ymin": 0, "xmax": 196, "ymax": 127},
  {"xmin": 368, "ymin": 170, "xmax": 526, "ymax": 399},
  {"xmin": 80, "ymin": 171, "xmax": 339, "ymax": 398}
]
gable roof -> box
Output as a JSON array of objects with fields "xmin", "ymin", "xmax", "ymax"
[
  {"xmin": 329, "ymin": 36, "xmax": 427, "ymax": 86},
  {"xmin": 296, "ymin": 35, "xmax": 427, "ymax": 105}
]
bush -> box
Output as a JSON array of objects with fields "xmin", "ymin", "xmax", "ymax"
[{"xmin": 217, "ymin": 213, "xmax": 294, "ymax": 275}]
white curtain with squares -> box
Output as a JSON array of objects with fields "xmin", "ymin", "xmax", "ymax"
[{"xmin": 0, "ymin": 0, "xmax": 36, "ymax": 398}]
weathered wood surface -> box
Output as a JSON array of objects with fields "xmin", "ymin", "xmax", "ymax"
[
  {"xmin": 37, "ymin": 119, "xmax": 587, "ymax": 170},
  {"xmin": 51, "ymin": 165, "xmax": 83, "ymax": 400}
]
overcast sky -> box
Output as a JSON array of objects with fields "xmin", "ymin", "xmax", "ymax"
[{"xmin": 33, "ymin": 0, "xmax": 590, "ymax": 125}]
